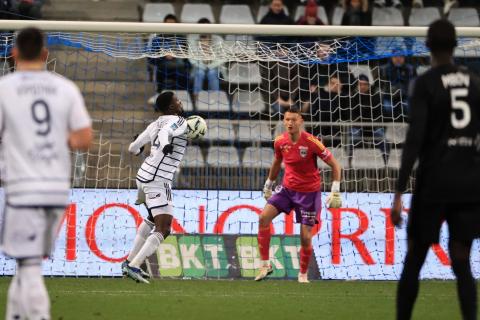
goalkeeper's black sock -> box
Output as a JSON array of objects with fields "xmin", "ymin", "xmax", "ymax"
[
  {"xmin": 396, "ymin": 240, "xmax": 430, "ymax": 320},
  {"xmin": 449, "ymin": 239, "xmax": 477, "ymax": 320}
]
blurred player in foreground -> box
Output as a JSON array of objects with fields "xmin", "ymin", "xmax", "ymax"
[
  {"xmin": 0, "ymin": 27, "xmax": 92, "ymax": 319},
  {"xmin": 256, "ymin": 108, "xmax": 342, "ymax": 283},
  {"xmin": 122, "ymin": 91, "xmax": 187, "ymax": 284},
  {"xmin": 391, "ymin": 19, "xmax": 480, "ymax": 320}
]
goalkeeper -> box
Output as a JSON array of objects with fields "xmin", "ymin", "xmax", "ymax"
[{"xmin": 255, "ymin": 108, "xmax": 342, "ymax": 283}]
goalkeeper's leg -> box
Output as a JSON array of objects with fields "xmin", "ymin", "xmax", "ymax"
[
  {"xmin": 449, "ymin": 239, "xmax": 477, "ymax": 320},
  {"xmin": 255, "ymin": 204, "xmax": 280, "ymax": 281},
  {"xmin": 298, "ymin": 224, "xmax": 313, "ymax": 283},
  {"xmin": 396, "ymin": 239, "xmax": 430, "ymax": 320}
]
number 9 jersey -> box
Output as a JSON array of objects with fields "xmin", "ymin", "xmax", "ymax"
[{"xmin": 0, "ymin": 71, "xmax": 91, "ymax": 207}]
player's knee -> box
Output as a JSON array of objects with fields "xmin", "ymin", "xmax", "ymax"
[{"xmin": 259, "ymin": 214, "xmax": 271, "ymax": 228}]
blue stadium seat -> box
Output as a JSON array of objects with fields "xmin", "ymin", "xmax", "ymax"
[
  {"xmin": 232, "ymin": 90, "xmax": 265, "ymax": 114},
  {"xmin": 242, "ymin": 147, "xmax": 274, "ymax": 169},
  {"xmin": 196, "ymin": 91, "xmax": 230, "ymax": 112},
  {"xmin": 408, "ymin": 7, "xmax": 440, "ymax": 26},
  {"xmin": 372, "ymin": 7, "xmax": 404, "ymax": 26},
  {"xmin": 448, "ymin": 8, "xmax": 479, "ymax": 27},
  {"xmin": 206, "ymin": 146, "xmax": 240, "ymax": 167},
  {"xmin": 204, "ymin": 119, "xmax": 235, "ymax": 141},
  {"xmin": 183, "ymin": 146, "xmax": 206, "ymax": 168},
  {"xmin": 331, "ymin": 7, "xmax": 344, "ymax": 25},
  {"xmin": 227, "ymin": 63, "xmax": 261, "ymax": 85},
  {"xmin": 237, "ymin": 121, "xmax": 272, "ymax": 142}
]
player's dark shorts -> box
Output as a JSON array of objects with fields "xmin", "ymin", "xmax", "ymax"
[
  {"xmin": 267, "ymin": 186, "xmax": 321, "ymax": 226},
  {"xmin": 408, "ymin": 197, "xmax": 480, "ymax": 244}
]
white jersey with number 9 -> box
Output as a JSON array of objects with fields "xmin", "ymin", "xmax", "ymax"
[{"xmin": 0, "ymin": 71, "xmax": 91, "ymax": 206}]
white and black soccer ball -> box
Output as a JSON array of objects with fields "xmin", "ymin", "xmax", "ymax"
[{"xmin": 186, "ymin": 115, "xmax": 207, "ymax": 140}]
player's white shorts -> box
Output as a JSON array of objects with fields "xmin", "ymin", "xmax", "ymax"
[
  {"xmin": 136, "ymin": 181, "xmax": 173, "ymax": 217},
  {"xmin": 0, "ymin": 206, "xmax": 64, "ymax": 259}
]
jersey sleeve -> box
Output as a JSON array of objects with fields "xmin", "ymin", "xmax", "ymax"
[
  {"xmin": 68, "ymin": 83, "xmax": 91, "ymax": 131},
  {"xmin": 309, "ymin": 136, "xmax": 332, "ymax": 162},
  {"xmin": 274, "ymin": 137, "xmax": 283, "ymax": 160},
  {"xmin": 128, "ymin": 122, "xmax": 154, "ymax": 155},
  {"xmin": 156, "ymin": 117, "xmax": 187, "ymax": 148},
  {"xmin": 396, "ymin": 77, "xmax": 429, "ymax": 193}
]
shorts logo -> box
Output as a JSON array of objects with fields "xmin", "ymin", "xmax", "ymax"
[
  {"xmin": 148, "ymin": 193, "xmax": 162, "ymax": 199},
  {"xmin": 299, "ymin": 146, "xmax": 308, "ymax": 158}
]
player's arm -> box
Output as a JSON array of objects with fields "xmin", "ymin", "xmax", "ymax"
[
  {"xmin": 155, "ymin": 117, "xmax": 188, "ymax": 155},
  {"xmin": 263, "ymin": 138, "xmax": 283, "ymax": 200},
  {"xmin": 128, "ymin": 126, "xmax": 151, "ymax": 156},
  {"xmin": 391, "ymin": 79, "xmax": 429, "ymax": 226},
  {"xmin": 69, "ymin": 127, "xmax": 93, "ymax": 151},
  {"xmin": 68, "ymin": 84, "xmax": 93, "ymax": 151}
]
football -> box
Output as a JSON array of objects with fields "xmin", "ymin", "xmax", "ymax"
[{"xmin": 186, "ymin": 115, "xmax": 207, "ymax": 140}]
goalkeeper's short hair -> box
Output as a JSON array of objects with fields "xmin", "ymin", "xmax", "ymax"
[{"xmin": 427, "ymin": 19, "xmax": 457, "ymax": 54}]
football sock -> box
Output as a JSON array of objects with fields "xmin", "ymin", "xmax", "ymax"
[
  {"xmin": 18, "ymin": 258, "xmax": 50, "ymax": 320},
  {"xmin": 129, "ymin": 231, "xmax": 164, "ymax": 269},
  {"xmin": 449, "ymin": 240, "xmax": 477, "ymax": 320},
  {"xmin": 127, "ymin": 220, "xmax": 154, "ymax": 262},
  {"xmin": 396, "ymin": 240, "xmax": 430, "ymax": 320},
  {"xmin": 300, "ymin": 245, "xmax": 313, "ymax": 274},
  {"xmin": 6, "ymin": 274, "xmax": 24, "ymax": 320},
  {"xmin": 258, "ymin": 225, "xmax": 271, "ymax": 264}
]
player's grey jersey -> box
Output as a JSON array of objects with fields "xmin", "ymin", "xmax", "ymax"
[
  {"xmin": 130, "ymin": 115, "xmax": 187, "ymax": 185},
  {"xmin": 0, "ymin": 71, "xmax": 91, "ymax": 207}
]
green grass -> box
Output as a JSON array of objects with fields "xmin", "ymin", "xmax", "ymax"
[{"xmin": 0, "ymin": 278, "xmax": 475, "ymax": 320}]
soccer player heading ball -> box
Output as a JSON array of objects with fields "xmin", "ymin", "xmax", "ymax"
[
  {"xmin": 391, "ymin": 19, "xmax": 480, "ymax": 320},
  {"xmin": 256, "ymin": 108, "xmax": 342, "ymax": 283}
]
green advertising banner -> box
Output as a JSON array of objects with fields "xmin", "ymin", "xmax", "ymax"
[{"xmin": 147, "ymin": 234, "xmax": 320, "ymax": 280}]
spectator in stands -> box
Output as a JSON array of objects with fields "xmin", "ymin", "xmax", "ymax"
[
  {"xmin": 341, "ymin": 0, "xmax": 371, "ymax": 26},
  {"xmin": 379, "ymin": 53, "xmax": 416, "ymax": 120},
  {"xmin": 260, "ymin": 0, "xmax": 294, "ymax": 25},
  {"xmin": 296, "ymin": 0, "xmax": 327, "ymax": 45},
  {"xmin": 147, "ymin": 14, "xmax": 190, "ymax": 100},
  {"xmin": 347, "ymin": 74, "xmax": 390, "ymax": 167},
  {"xmin": 188, "ymin": 18, "xmax": 225, "ymax": 103},
  {"xmin": 12, "ymin": 0, "xmax": 43, "ymax": 19}
]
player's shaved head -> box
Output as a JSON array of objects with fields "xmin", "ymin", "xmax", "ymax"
[
  {"xmin": 284, "ymin": 107, "xmax": 303, "ymax": 118},
  {"xmin": 15, "ymin": 27, "xmax": 45, "ymax": 61},
  {"xmin": 155, "ymin": 91, "xmax": 183, "ymax": 115},
  {"xmin": 427, "ymin": 19, "xmax": 457, "ymax": 54}
]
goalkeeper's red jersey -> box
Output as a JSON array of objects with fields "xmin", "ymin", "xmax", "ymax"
[{"xmin": 274, "ymin": 131, "xmax": 332, "ymax": 193}]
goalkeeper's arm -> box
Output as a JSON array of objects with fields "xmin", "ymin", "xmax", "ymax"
[
  {"xmin": 128, "ymin": 128, "xmax": 150, "ymax": 156},
  {"xmin": 324, "ymin": 155, "xmax": 342, "ymax": 208},
  {"xmin": 263, "ymin": 157, "xmax": 282, "ymax": 200}
]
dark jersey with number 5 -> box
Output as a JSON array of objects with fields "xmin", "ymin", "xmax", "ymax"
[
  {"xmin": 397, "ymin": 64, "xmax": 480, "ymax": 203},
  {"xmin": 0, "ymin": 71, "xmax": 91, "ymax": 207}
]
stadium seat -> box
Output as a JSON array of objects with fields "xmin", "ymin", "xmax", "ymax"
[
  {"xmin": 206, "ymin": 146, "xmax": 240, "ymax": 167},
  {"xmin": 220, "ymin": 5, "xmax": 255, "ymax": 24},
  {"xmin": 175, "ymin": 90, "xmax": 194, "ymax": 112},
  {"xmin": 180, "ymin": 4, "xmax": 215, "ymax": 23},
  {"xmin": 448, "ymin": 8, "xmax": 480, "ymax": 27},
  {"xmin": 352, "ymin": 149, "xmax": 384, "ymax": 169},
  {"xmin": 385, "ymin": 123, "xmax": 407, "ymax": 144},
  {"xmin": 232, "ymin": 90, "xmax": 265, "ymax": 114},
  {"xmin": 196, "ymin": 91, "xmax": 231, "ymax": 112},
  {"xmin": 242, "ymin": 147, "xmax": 274, "ymax": 169},
  {"xmin": 204, "ymin": 119, "xmax": 235, "ymax": 141},
  {"xmin": 237, "ymin": 121, "xmax": 272, "ymax": 142},
  {"xmin": 387, "ymin": 148, "xmax": 402, "ymax": 169},
  {"xmin": 293, "ymin": 5, "xmax": 328, "ymax": 24},
  {"xmin": 256, "ymin": 5, "xmax": 289, "ymax": 23},
  {"xmin": 142, "ymin": 3, "xmax": 175, "ymax": 23},
  {"xmin": 227, "ymin": 63, "xmax": 261, "ymax": 85},
  {"xmin": 331, "ymin": 7, "xmax": 344, "ymax": 25},
  {"xmin": 408, "ymin": 8, "xmax": 440, "ymax": 26},
  {"xmin": 182, "ymin": 145, "xmax": 206, "ymax": 167},
  {"xmin": 372, "ymin": 7, "xmax": 404, "ymax": 26}
]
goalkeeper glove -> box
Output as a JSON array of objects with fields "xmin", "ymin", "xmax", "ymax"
[
  {"xmin": 326, "ymin": 181, "xmax": 342, "ymax": 208},
  {"xmin": 162, "ymin": 144, "xmax": 174, "ymax": 155},
  {"xmin": 263, "ymin": 179, "xmax": 274, "ymax": 201},
  {"xmin": 132, "ymin": 134, "xmax": 144, "ymax": 156}
]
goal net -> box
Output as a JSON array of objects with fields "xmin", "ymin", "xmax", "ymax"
[{"xmin": 1, "ymin": 25, "xmax": 479, "ymax": 280}]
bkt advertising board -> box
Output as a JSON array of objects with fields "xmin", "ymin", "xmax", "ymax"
[{"xmin": 1, "ymin": 189, "xmax": 479, "ymax": 280}]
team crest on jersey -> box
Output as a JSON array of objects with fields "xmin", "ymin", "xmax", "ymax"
[{"xmin": 299, "ymin": 146, "xmax": 308, "ymax": 158}]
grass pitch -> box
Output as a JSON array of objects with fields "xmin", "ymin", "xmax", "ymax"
[{"xmin": 0, "ymin": 278, "xmax": 474, "ymax": 320}]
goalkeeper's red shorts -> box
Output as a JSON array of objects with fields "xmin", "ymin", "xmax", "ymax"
[{"xmin": 408, "ymin": 196, "xmax": 480, "ymax": 244}]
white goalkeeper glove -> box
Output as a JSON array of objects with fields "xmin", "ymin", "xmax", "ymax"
[
  {"xmin": 326, "ymin": 181, "xmax": 342, "ymax": 208},
  {"xmin": 263, "ymin": 179, "xmax": 274, "ymax": 201}
]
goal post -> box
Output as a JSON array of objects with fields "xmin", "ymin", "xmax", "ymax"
[{"xmin": 0, "ymin": 20, "xmax": 479, "ymax": 280}]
